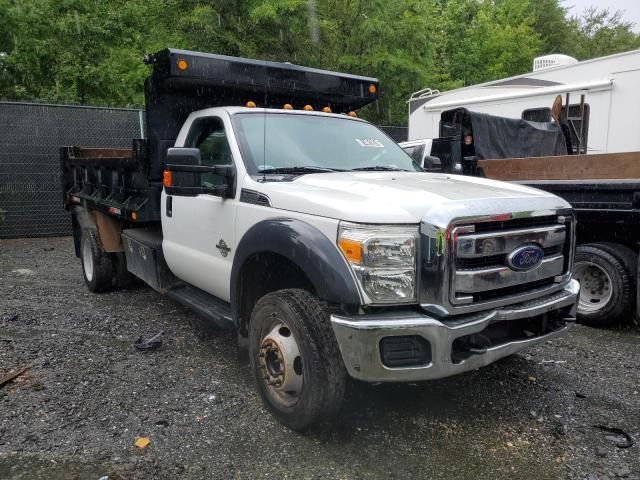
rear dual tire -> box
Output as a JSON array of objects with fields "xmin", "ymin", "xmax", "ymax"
[
  {"xmin": 80, "ymin": 228, "xmax": 134, "ymax": 292},
  {"xmin": 574, "ymin": 243, "xmax": 637, "ymax": 328}
]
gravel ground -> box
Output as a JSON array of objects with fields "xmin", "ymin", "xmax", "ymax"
[{"xmin": 1, "ymin": 236, "xmax": 639, "ymax": 480}]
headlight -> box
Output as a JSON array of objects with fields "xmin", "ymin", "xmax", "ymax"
[{"xmin": 338, "ymin": 222, "xmax": 418, "ymax": 304}]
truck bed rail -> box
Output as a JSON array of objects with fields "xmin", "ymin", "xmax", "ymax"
[{"xmin": 61, "ymin": 140, "xmax": 161, "ymax": 223}]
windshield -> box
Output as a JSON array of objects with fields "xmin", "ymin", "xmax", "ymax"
[{"xmin": 232, "ymin": 112, "xmax": 422, "ymax": 174}]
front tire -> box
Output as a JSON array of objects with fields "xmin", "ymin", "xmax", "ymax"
[
  {"xmin": 248, "ymin": 289, "xmax": 347, "ymax": 431},
  {"xmin": 574, "ymin": 244, "xmax": 633, "ymax": 327}
]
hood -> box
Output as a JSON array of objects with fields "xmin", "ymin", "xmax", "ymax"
[{"xmin": 253, "ymin": 172, "xmax": 571, "ymax": 224}]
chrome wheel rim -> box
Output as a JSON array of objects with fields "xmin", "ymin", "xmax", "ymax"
[
  {"xmin": 257, "ymin": 322, "xmax": 303, "ymax": 407},
  {"xmin": 574, "ymin": 261, "xmax": 612, "ymax": 313},
  {"xmin": 82, "ymin": 236, "xmax": 94, "ymax": 282}
]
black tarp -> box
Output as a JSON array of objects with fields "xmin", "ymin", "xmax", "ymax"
[{"xmin": 441, "ymin": 108, "xmax": 568, "ymax": 160}]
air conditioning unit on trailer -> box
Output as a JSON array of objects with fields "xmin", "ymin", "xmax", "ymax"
[{"xmin": 533, "ymin": 54, "xmax": 579, "ymax": 72}]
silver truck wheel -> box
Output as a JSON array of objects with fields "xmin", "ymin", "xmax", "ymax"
[
  {"xmin": 257, "ymin": 322, "xmax": 304, "ymax": 407},
  {"xmin": 82, "ymin": 235, "xmax": 94, "ymax": 282},
  {"xmin": 574, "ymin": 262, "xmax": 612, "ymax": 313}
]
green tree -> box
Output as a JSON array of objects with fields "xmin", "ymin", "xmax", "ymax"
[
  {"xmin": 527, "ymin": 0, "xmax": 573, "ymax": 54},
  {"xmin": 1, "ymin": 0, "xmax": 640, "ymax": 125},
  {"xmin": 566, "ymin": 7, "xmax": 640, "ymax": 59}
]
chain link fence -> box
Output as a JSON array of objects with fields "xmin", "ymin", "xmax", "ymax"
[
  {"xmin": 0, "ymin": 102, "xmax": 143, "ymax": 238},
  {"xmin": 378, "ymin": 125, "xmax": 408, "ymax": 143}
]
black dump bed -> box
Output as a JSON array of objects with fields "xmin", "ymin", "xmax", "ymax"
[
  {"xmin": 61, "ymin": 48, "xmax": 379, "ymax": 223},
  {"xmin": 516, "ymin": 179, "xmax": 640, "ymax": 244},
  {"xmin": 473, "ymin": 151, "xmax": 640, "ymax": 245}
]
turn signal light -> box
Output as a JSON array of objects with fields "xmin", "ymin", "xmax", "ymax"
[
  {"xmin": 246, "ymin": 101, "xmax": 257, "ymax": 108},
  {"xmin": 303, "ymin": 105, "xmax": 313, "ymax": 111},
  {"xmin": 338, "ymin": 238, "xmax": 362, "ymax": 264},
  {"xmin": 177, "ymin": 59, "xmax": 188, "ymax": 71},
  {"xmin": 162, "ymin": 169, "xmax": 172, "ymax": 187},
  {"xmin": 131, "ymin": 212, "xmax": 138, "ymax": 221},
  {"xmin": 368, "ymin": 84, "xmax": 377, "ymax": 94}
]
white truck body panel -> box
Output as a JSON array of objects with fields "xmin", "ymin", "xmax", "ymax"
[{"xmin": 162, "ymin": 107, "xmax": 569, "ymax": 300}]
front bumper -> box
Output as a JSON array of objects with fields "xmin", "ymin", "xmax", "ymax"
[{"xmin": 331, "ymin": 279, "xmax": 579, "ymax": 382}]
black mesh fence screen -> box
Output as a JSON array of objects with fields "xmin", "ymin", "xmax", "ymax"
[
  {"xmin": 0, "ymin": 102, "xmax": 142, "ymax": 238},
  {"xmin": 378, "ymin": 125, "xmax": 408, "ymax": 143}
]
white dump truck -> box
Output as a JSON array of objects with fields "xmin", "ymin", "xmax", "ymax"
[{"xmin": 62, "ymin": 49, "xmax": 579, "ymax": 430}]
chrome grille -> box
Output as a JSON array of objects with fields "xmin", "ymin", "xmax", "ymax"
[{"xmin": 450, "ymin": 218, "xmax": 570, "ymax": 306}]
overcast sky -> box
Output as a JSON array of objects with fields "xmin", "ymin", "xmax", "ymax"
[{"xmin": 565, "ymin": 0, "xmax": 640, "ymax": 31}]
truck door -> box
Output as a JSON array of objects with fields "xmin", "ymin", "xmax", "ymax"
[{"xmin": 162, "ymin": 115, "xmax": 237, "ymax": 302}]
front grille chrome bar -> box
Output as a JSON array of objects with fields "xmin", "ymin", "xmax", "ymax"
[
  {"xmin": 456, "ymin": 225, "xmax": 566, "ymax": 259},
  {"xmin": 455, "ymin": 255, "xmax": 565, "ymax": 294}
]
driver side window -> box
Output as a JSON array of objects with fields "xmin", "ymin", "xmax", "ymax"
[{"xmin": 185, "ymin": 117, "xmax": 233, "ymax": 187}]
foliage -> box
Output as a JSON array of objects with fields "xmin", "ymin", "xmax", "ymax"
[{"xmin": 1, "ymin": 0, "xmax": 639, "ymax": 124}]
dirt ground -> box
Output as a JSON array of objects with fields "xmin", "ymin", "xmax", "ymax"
[{"xmin": 1, "ymin": 236, "xmax": 639, "ymax": 480}]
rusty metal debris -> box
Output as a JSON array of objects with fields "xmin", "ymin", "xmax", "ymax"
[{"xmin": 0, "ymin": 367, "xmax": 29, "ymax": 388}]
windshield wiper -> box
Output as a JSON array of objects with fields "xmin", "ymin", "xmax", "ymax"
[
  {"xmin": 351, "ymin": 166, "xmax": 409, "ymax": 172},
  {"xmin": 257, "ymin": 166, "xmax": 345, "ymax": 174}
]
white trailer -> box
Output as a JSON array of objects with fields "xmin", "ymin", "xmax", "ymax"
[{"xmin": 408, "ymin": 50, "xmax": 640, "ymax": 155}]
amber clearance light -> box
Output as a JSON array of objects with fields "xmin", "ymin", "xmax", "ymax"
[
  {"xmin": 177, "ymin": 59, "xmax": 188, "ymax": 71},
  {"xmin": 162, "ymin": 169, "xmax": 172, "ymax": 187}
]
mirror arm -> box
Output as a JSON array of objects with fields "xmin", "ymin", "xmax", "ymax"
[{"xmin": 166, "ymin": 164, "xmax": 234, "ymax": 177}]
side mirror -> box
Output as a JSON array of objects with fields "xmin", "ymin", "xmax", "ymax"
[
  {"xmin": 166, "ymin": 148, "xmax": 201, "ymax": 189},
  {"xmin": 165, "ymin": 147, "xmax": 235, "ymax": 198},
  {"xmin": 422, "ymin": 155, "xmax": 442, "ymax": 172}
]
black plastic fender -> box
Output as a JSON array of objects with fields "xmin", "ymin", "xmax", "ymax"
[{"xmin": 230, "ymin": 218, "xmax": 361, "ymax": 324}]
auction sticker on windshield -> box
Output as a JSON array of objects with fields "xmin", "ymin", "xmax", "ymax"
[{"xmin": 355, "ymin": 138, "xmax": 385, "ymax": 148}]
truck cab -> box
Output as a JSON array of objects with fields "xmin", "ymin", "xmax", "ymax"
[{"xmin": 62, "ymin": 49, "xmax": 579, "ymax": 431}]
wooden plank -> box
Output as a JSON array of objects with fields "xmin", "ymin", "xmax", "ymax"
[{"xmin": 477, "ymin": 151, "xmax": 640, "ymax": 181}]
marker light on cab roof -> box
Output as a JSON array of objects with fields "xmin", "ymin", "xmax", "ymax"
[
  {"xmin": 322, "ymin": 106, "xmax": 332, "ymax": 113},
  {"xmin": 348, "ymin": 111, "xmax": 357, "ymax": 117},
  {"xmin": 246, "ymin": 101, "xmax": 257, "ymax": 108},
  {"xmin": 283, "ymin": 103, "xmax": 294, "ymax": 110},
  {"xmin": 303, "ymin": 105, "xmax": 313, "ymax": 111}
]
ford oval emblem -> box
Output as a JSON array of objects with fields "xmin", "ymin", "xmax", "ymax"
[{"xmin": 507, "ymin": 244, "xmax": 544, "ymax": 271}]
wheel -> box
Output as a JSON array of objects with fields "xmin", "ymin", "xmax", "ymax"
[
  {"xmin": 248, "ymin": 289, "xmax": 347, "ymax": 431},
  {"xmin": 81, "ymin": 229, "xmax": 113, "ymax": 293},
  {"xmin": 573, "ymin": 244, "xmax": 634, "ymax": 327},
  {"xmin": 590, "ymin": 242, "xmax": 638, "ymax": 324}
]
